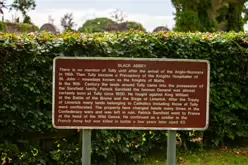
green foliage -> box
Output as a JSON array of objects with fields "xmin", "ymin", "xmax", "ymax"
[
  {"xmin": 23, "ymin": 15, "xmax": 32, "ymax": 24},
  {"xmin": 0, "ymin": 22, "xmax": 6, "ymax": 31},
  {"xmin": 0, "ymin": 22, "xmax": 38, "ymax": 32},
  {"xmin": 174, "ymin": 10, "xmax": 201, "ymax": 32},
  {"xmin": 127, "ymin": 21, "xmax": 146, "ymax": 31},
  {"xmin": 0, "ymin": 0, "xmax": 6, "ymax": 14},
  {"xmin": 172, "ymin": 0, "xmax": 247, "ymax": 32},
  {"xmin": 50, "ymin": 139, "xmax": 81, "ymax": 165},
  {"xmin": 79, "ymin": 17, "xmax": 146, "ymax": 32},
  {"xmin": 79, "ymin": 18, "xmax": 115, "ymax": 32},
  {"xmin": 19, "ymin": 23, "xmax": 38, "ymax": 32},
  {"xmin": 0, "ymin": 143, "xmax": 48, "ymax": 164},
  {"xmin": 142, "ymin": 147, "xmax": 248, "ymax": 165},
  {"xmin": 91, "ymin": 130, "xmax": 163, "ymax": 164},
  {"xmin": 0, "ymin": 31, "xmax": 248, "ymax": 164},
  {"xmin": 10, "ymin": 0, "xmax": 36, "ymax": 17}
]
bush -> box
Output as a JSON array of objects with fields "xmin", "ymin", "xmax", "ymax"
[
  {"xmin": 0, "ymin": 22, "xmax": 38, "ymax": 33},
  {"xmin": 0, "ymin": 31, "xmax": 248, "ymax": 164}
]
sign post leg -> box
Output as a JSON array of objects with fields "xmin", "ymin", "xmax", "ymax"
[
  {"xmin": 81, "ymin": 129, "xmax": 92, "ymax": 165},
  {"xmin": 167, "ymin": 130, "xmax": 176, "ymax": 165}
]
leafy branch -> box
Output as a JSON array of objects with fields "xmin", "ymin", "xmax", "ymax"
[{"xmin": 9, "ymin": 0, "xmax": 36, "ymax": 17}]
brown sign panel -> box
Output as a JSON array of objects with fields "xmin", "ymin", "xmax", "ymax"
[{"xmin": 52, "ymin": 57, "xmax": 210, "ymax": 130}]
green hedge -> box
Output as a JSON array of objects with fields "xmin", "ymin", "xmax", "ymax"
[
  {"xmin": 0, "ymin": 22, "xmax": 39, "ymax": 33},
  {"xmin": 0, "ymin": 31, "xmax": 248, "ymax": 164}
]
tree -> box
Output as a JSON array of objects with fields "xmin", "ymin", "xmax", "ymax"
[
  {"xmin": 79, "ymin": 17, "xmax": 115, "ymax": 32},
  {"xmin": 171, "ymin": 0, "xmax": 248, "ymax": 32},
  {"xmin": 78, "ymin": 9, "xmax": 146, "ymax": 32},
  {"xmin": 80, "ymin": 18, "xmax": 146, "ymax": 32},
  {"xmin": 108, "ymin": 9, "xmax": 145, "ymax": 31},
  {"xmin": 61, "ymin": 13, "xmax": 74, "ymax": 32},
  {"xmin": 0, "ymin": 0, "xmax": 6, "ymax": 14},
  {"xmin": 127, "ymin": 21, "xmax": 146, "ymax": 31},
  {"xmin": 10, "ymin": 0, "xmax": 36, "ymax": 17},
  {"xmin": 110, "ymin": 9, "xmax": 126, "ymax": 23},
  {"xmin": 23, "ymin": 15, "xmax": 32, "ymax": 24}
]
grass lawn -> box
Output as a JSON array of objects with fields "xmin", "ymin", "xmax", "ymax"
[{"xmin": 142, "ymin": 147, "xmax": 248, "ymax": 165}]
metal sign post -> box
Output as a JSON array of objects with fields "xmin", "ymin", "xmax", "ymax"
[
  {"xmin": 167, "ymin": 130, "xmax": 177, "ymax": 165},
  {"xmin": 81, "ymin": 129, "xmax": 91, "ymax": 165}
]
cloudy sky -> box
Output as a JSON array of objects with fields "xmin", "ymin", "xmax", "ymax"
[{"xmin": 3, "ymin": 0, "xmax": 176, "ymax": 32}]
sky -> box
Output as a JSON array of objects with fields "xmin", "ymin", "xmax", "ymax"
[{"xmin": 3, "ymin": 0, "xmax": 176, "ymax": 32}]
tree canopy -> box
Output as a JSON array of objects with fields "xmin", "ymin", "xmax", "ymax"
[
  {"xmin": 61, "ymin": 13, "xmax": 75, "ymax": 32},
  {"xmin": 79, "ymin": 17, "xmax": 146, "ymax": 32},
  {"xmin": 0, "ymin": 0, "xmax": 36, "ymax": 20},
  {"xmin": 0, "ymin": 0, "xmax": 6, "ymax": 14},
  {"xmin": 127, "ymin": 21, "xmax": 146, "ymax": 31},
  {"xmin": 172, "ymin": 0, "xmax": 248, "ymax": 32},
  {"xmin": 10, "ymin": 0, "xmax": 36, "ymax": 17},
  {"xmin": 79, "ymin": 17, "xmax": 115, "ymax": 32}
]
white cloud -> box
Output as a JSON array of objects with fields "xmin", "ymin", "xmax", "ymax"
[{"xmin": 3, "ymin": 8, "xmax": 175, "ymax": 32}]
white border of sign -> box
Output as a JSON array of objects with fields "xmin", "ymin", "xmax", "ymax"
[{"xmin": 52, "ymin": 57, "xmax": 210, "ymax": 131}]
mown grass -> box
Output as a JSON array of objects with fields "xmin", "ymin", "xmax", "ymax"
[{"xmin": 142, "ymin": 147, "xmax": 248, "ymax": 165}]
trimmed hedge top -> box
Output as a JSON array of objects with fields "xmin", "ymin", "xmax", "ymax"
[
  {"xmin": 1, "ymin": 31, "xmax": 248, "ymax": 44},
  {"xmin": 1, "ymin": 31, "xmax": 248, "ymax": 58}
]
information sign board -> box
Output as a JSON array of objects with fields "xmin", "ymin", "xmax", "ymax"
[{"xmin": 52, "ymin": 57, "xmax": 210, "ymax": 130}]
